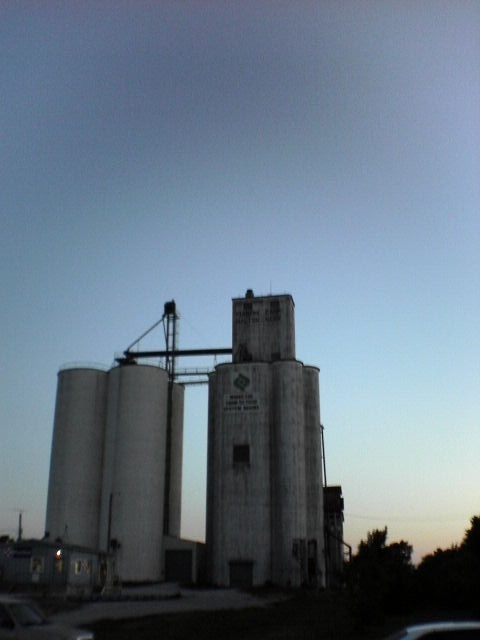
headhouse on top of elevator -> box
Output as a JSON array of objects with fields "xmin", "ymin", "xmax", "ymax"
[{"xmin": 232, "ymin": 290, "xmax": 295, "ymax": 363}]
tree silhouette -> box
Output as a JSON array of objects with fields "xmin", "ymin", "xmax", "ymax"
[
  {"xmin": 346, "ymin": 527, "xmax": 414, "ymax": 625},
  {"xmin": 462, "ymin": 515, "xmax": 480, "ymax": 559},
  {"xmin": 416, "ymin": 515, "xmax": 480, "ymax": 612}
]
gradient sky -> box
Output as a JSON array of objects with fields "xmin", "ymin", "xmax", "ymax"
[{"xmin": 2, "ymin": 1, "xmax": 479, "ymax": 563}]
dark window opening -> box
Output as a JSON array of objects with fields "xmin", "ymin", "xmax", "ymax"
[
  {"xmin": 229, "ymin": 560, "xmax": 253, "ymax": 588},
  {"xmin": 233, "ymin": 444, "xmax": 250, "ymax": 465}
]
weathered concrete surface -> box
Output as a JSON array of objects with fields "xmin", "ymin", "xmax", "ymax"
[{"xmin": 207, "ymin": 295, "xmax": 325, "ymax": 588}]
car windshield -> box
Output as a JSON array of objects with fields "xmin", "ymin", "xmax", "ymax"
[{"xmin": 9, "ymin": 602, "xmax": 46, "ymax": 626}]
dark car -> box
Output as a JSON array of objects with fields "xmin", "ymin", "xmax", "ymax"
[{"xmin": 0, "ymin": 595, "xmax": 94, "ymax": 640}]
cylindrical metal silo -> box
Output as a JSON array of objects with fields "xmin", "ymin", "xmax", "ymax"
[
  {"xmin": 100, "ymin": 364, "xmax": 168, "ymax": 582},
  {"xmin": 165, "ymin": 382, "xmax": 185, "ymax": 537},
  {"xmin": 271, "ymin": 360, "xmax": 307, "ymax": 587},
  {"xmin": 303, "ymin": 365, "xmax": 325, "ymax": 586},
  {"xmin": 45, "ymin": 366, "xmax": 108, "ymax": 549}
]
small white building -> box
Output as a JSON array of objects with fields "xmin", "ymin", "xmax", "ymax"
[{"xmin": 0, "ymin": 539, "xmax": 104, "ymax": 595}]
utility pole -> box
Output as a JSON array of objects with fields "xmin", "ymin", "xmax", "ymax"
[{"xmin": 17, "ymin": 511, "xmax": 23, "ymax": 541}]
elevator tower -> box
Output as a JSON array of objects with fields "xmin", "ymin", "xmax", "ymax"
[{"xmin": 206, "ymin": 291, "xmax": 325, "ymax": 587}]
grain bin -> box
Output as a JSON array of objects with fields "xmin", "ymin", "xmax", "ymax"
[
  {"xmin": 45, "ymin": 366, "xmax": 108, "ymax": 548},
  {"xmin": 99, "ymin": 364, "xmax": 168, "ymax": 582}
]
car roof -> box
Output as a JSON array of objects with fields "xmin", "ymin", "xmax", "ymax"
[
  {"xmin": 407, "ymin": 621, "xmax": 480, "ymax": 633},
  {"xmin": 0, "ymin": 595, "xmax": 29, "ymax": 604}
]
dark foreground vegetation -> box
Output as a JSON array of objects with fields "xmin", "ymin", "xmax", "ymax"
[{"xmin": 346, "ymin": 515, "xmax": 480, "ymax": 626}]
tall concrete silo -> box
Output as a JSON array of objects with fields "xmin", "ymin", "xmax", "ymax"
[
  {"xmin": 99, "ymin": 364, "xmax": 168, "ymax": 582},
  {"xmin": 271, "ymin": 360, "xmax": 307, "ymax": 586},
  {"xmin": 303, "ymin": 365, "xmax": 324, "ymax": 585},
  {"xmin": 45, "ymin": 366, "xmax": 108, "ymax": 548},
  {"xmin": 207, "ymin": 291, "xmax": 325, "ymax": 588},
  {"xmin": 207, "ymin": 362, "xmax": 272, "ymax": 586}
]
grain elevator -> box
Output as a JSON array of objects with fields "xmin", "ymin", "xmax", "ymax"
[
  {"xmin": 206, "ymin": 291, "xmax": 325, "ymax": 587},
  {"xmin": 45, "ymin": 291, "xmax": 332, "ymax": 588}
]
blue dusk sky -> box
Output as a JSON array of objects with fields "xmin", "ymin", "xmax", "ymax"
[{"xmin": 1, "ymin": 2, "xmax": 479, "ymax": 563}]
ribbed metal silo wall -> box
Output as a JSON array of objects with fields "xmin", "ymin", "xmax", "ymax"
[
  {"xmin": 271, "ymin": 360, "xmax": 307, "ymax": 587},
  {"xmin": 167, "ymin": 382, "xmax": 185, "ymax": 537},
  {"xmin": 206, "ymin": 363, "xmax": 272, "ymax": 586},
  {"xmin": 303, "ymin": 365, "xmax": 325, "ymax": 586},
  {"xmin": 101, "ymin": 364, "xmax": 168, "ymax": 582},
  {"xmin": 45, "ymin": 367, "xmax": 108, "ymax": 549}
]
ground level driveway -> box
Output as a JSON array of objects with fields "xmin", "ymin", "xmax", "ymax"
[{"xmin": 52, "ymin": 584, "xmax": 283, "ymax": 626}]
